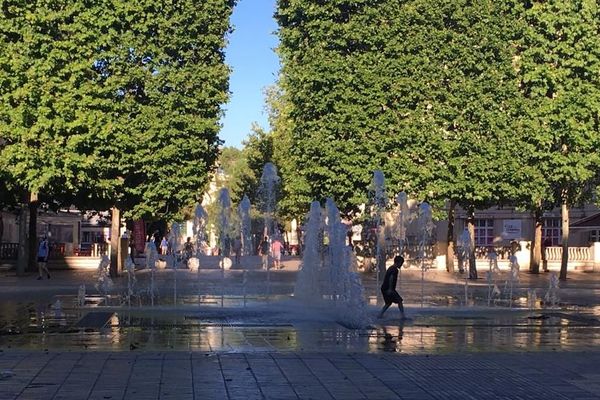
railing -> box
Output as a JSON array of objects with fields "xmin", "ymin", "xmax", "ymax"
[
  {"xmin": 1, "ymin": 242, "xmax": 108, "ymax": 260},
  {"xmin": 0, "ymin": 243, "xmax": 18, "ymax": 260},
  {"xmin": 74, "ymin": 243, "xmax": 109, "ymax": 257},
  {"xmin": 545, "ymin": 246, "xmax": 591, "ymax": 261}
]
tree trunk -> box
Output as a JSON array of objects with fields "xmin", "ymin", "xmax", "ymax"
[
  {"xmin": 559, "ymin": 200, "xmax": 569, "ymax": 281},
  {"xmin": 110, "ymin": 206, "xmax": 121, "ymax": 278},
  {"xmin": 16, "ymin": 202, "xmax": 28, "ymax": 276},
  {"xmin": 446, "ymin": 200, "xmax": 456, "ymax": 273},
  {"xmin": 27, "ymin": 192, "xmax": 39, "ymax": 271},
  {"xmin": 529, "ymin": 206, "xmax": 542, "ymax": 274},
  {"xmin": 467, "ymin": 208, "xmax": 477, "ymax": 279}
]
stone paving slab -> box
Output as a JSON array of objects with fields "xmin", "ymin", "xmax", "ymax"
[{"xmin": 0, "ymin": 351, "xmax": 598, "ymax": 399}]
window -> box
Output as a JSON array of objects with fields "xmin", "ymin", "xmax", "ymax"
[
  {"xmin": 474, "ymin": 219, "xmax": 494, "ymax": 246},
  {"xmin": 543, "ymin": 218, "xmax": 561, "ymax": 246},
  {"xmin": 590, "ymin": 230, "xmax": 600, "ymax": 243}
]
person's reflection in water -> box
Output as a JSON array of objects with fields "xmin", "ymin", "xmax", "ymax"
[{"xmin": 380, "ymin": 322, "xmax": 405, "ymax": 352}]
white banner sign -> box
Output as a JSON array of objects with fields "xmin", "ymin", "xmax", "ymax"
[{"xmin": 502, "ymin": 220, "xmax": 522, "ymax": 239}]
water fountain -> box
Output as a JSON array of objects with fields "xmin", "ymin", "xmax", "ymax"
[
  {"xmin": 217, "ymin": 188, "xmax": 232, "ymax": 306},
  {"xmin": 237, "ymin": 195, "xmax": 252, "ymax": 304},
  {"xmin": 544, "ymin": 272, "xmax": 560, "ymax": 309},
  {"xmin": 295, "ymin": 199, "xmax": 370, "ymax": 328},
  {"xmin": 258, "ymin": 164, "xmax": 281, "ymax": 300},
  {"xmin": 486, "ymin": 248, "xmax": 501, "ymax": 306},
  {"xmin": 394, "ymin": 191, "xmax": 412, "ymax": 255},
  {"xmin": 504, "ymin": 252, "xmax": 520, "ymax": 308},
  {"xmin": 144, "ymin": 240, "xmax": 159, "ymax": 306},
  {"xmin": 527, "ymin": 289, "xmax": 538, "ymax": 312},
  {"xmin": 417, "ymin": 202, "xmax": 434, "ymax": 308},
  {"xmin": 325, "ymin": 198, "xmax": 345, "ymax": 300},
  {"xmin": 392, "ymin": 191, "xmax": 413, "ymax": 295},
  {"xmin": 371, "ymin": 170, "xmax": 387, "ymax": 302},
  {"xmin": 124, "ymin": 257, "xmax": 137, "ymax": 307},
  {"xmin": 95, "ymin": 255, "xmax": 113, "ymax": 299},
  {"xmin": 238, "ymin": 195, "xmax": 252, "ymax": 256},
  {"xmin": 295, "ymin": 201, "xmax": 323, "ymax": 303},
  {"xmin": 456, "ymin": 228, "xmax": 472, "ymax": 274},
  {"xmin": 77, "ymin": 284, "xmax": 86, "ymax": 307},
  {"xmin": 456, "ymin": 228, "xmax": 473, "ymax": 305},
  {"xmin": 168, "ymin": 222, "xmax": 182, "ymax": 305},
  {"xmin": 191, "ymin": 203, "xmax": 208, "ymax": 305},
  {"xmin": 259, "ymin": 163, "xmax": 280, "ymax": 238},
  {"xmin": 192, "ymin": 204, "xmax": 208, "ymax": 258}
]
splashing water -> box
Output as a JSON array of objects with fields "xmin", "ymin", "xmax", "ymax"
[
  {"xmin": 486, "ymin": 248, "xmax": 501, "ymax": 306},
  {"xmin": 168, "ymin": 222, "xmax": 182, "ymax": 304},
  {"xmin": 217, "ymin": 188, "xmax": 232, "ymax": 307},
  {"xmin": 259, "ymin": 163, "xmax": 280, "ymax": 237},
  {"xmin": 238, "ymin": 195, "xmax": 252, "ymax": 256},
  {"xmin": 296, "ymin": 199, "xmax": 370, "ymax": 328},
  {"xmin": 77, "ymin": 284, "xmax": 86, "ymax": 307},
  {"xmin": 394, "ymin": 191, "xmax": 413, "ymax": 255},
  {"xmin": 193, "ymin": 204, "xmax": 208, "ymax": 257},
  {"xmin": 371, "ymin": 171, "xmax": 387, "ymax": 302},
  {"xmin": 95, "ymin": 255, "xmax": 113, "ymax": 297},
  {"xmin": 504, "ymin": 253, "xmax": 520, "ymax": 308},
  {"xmin": 417, "ymin": 202, "xmax": 434, "ymax": 307},
  {"xmin": 456, "ymin": 229, "xmax": 473, "ymax": 305},
  {"xmin": 544, "ymin": 272, "xmax": 560, "ymax": 309},
  {"xmin": 144, "ymin": 240, "xmax": 158, "ymax": 306},
  {"xmin": 456, "ymin": 228, "xmax": 473, "ymax": 274},
  {"xmin": 295, "ymin": 201, "xmax": 323, "ymax": 302},
  {"xmin": 124, "ymin": 257, "xmax": 137, "ymax": 307}
]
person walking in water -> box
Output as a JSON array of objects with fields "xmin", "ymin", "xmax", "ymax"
[
  {"xmin": 271, "ymin": 236, "xmax": 283, "ymax": 269},
  {"xmin": 378, "ymin": 255, "xmax": 405, "ymax": 319},
  {"xmin": 160, "ymin": 236, "xmax": 168, "ymax": 256},
  {"xmin": 37, "ymin": 236, "xmax": 51, "ymax": 280},
  {"xmin": 232, "ymin": 236, "xmax": 242, "ymax": 265},
  {"xmin": 258, "ymin": 236, "xmax": 269, "ymax": 270}
]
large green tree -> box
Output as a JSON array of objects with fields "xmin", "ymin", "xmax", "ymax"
[
  {"xmin": 276, "ymin": 0, "xmax": 398, "ymax": 216},
  {"xmin": 384, "ymin": 0, "xmax": 524, "ymax": 278},
  {"xmin": 86, "ymin": 0, "xmax": 235, "ymax": 275},
  {"xmin": 276, "ymin": 0, "xmax": 524, "ymax": 279},
  {"xmin": 515, "ymin": 0, "xmax": 600, "ymax": 280},
  {"xmin": 86, "ymin": 0, "xmax": 235, "ymax": 222},
  {"xmin": 1, "ymin": 0, "xmax": 236, "ymax": 274},
  {"xmin": 0, "ymin": 1, "xmax": 102, "ymax": 272}
]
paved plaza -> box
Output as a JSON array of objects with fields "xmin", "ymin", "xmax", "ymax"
[
  {"xmin": 0, "ymin": 261, "xmax": 598, "ymax": 399},
  {"xmin": 0, "ymin": 351, "xmax": 599, "ymax": 399}
]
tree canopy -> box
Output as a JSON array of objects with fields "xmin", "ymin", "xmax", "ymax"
[
  {"xmin": 275, "ymin": 0, "xmax": 524, "ymax": 220},
  {"xmin": 0, "ymin": 0, "xmax": 236, "ymax": 222}
]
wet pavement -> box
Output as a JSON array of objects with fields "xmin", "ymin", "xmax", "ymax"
[
  {"xmin": 0, "ymin": 265, "xmax": 599, "ymax": 354},
  {"xmin": 0, "ymin": 263, "xmax": 599, "ymax": 398}
]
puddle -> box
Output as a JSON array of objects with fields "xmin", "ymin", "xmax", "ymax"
[{"xmin": 0, "ymin": 295, "xmax": 598, "ymax": 354}]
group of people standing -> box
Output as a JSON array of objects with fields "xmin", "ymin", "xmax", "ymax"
[{"xmin": 258, "ymin": 236, "xmax": 283, "ymax": 270}]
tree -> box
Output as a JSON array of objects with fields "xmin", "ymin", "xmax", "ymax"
[
  {"xmin": 515, "ymin": 0, "xmax": 600, "ymax": 280},
  {"xmin": 85, "ymin": 0, "xmax": 235, "ymax": 220},
  {"xmin": 276, "ymin": 0, "xmax": 524, "ymax": 280},
  {"xmin": 238, "ymin": 124, "xmax": 274, "ymax": 206},
  {"xmin": 218, "ymin": 146, "xmax": 249, "ymax": 205},
  {"xmin": 0, "ymin": 1, "xmax": 104, "ymax": 272},
  {"xmin": 276, "ymin": 0, "xmax": 399, "ymax": 216},
  {"xmin": 1, "ymin": 1, "xmax": 237, "ymax": 275}
]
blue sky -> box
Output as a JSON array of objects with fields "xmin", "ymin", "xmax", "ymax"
[{"xmin": 221, "ymin": 0, "xmax": 280, "ymax": 149}]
